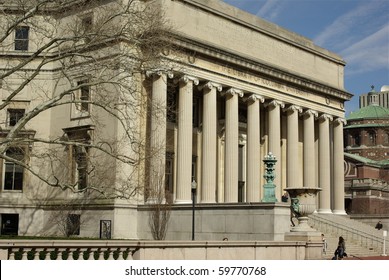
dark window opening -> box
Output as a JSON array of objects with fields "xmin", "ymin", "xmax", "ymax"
[
  {"xmin": 8, "ymin": 109, "xmax": 25, "ymax": 126},
  {"xmin": 82, "ymin": 15, "xmax": 93, "ymax": 43},
  {"xmin": 3, "ymin": 148, "xmax": 24, "ymax": 191},
  {"xmin": 166, "ymin": 80, "xmax": 178, "ymax": 123},
  {"xmin": 368, "ymin": 131, "xmax": 376, "ymax": 146},
  {"xmin": 1, "ymin": 214, "xmax": 19, "ymax": 235},
  {"xmin": 74, "ymin": 146, "xmax": 88, "ymax": 190},
  {"xmin": 67, "ymin": 214, "xmax": 80, "ymax": 236},
  {"xmin": 165, "ymin": 152, "xmax": 174, "ymax": 202},
  {"xmin": 15, "ymin": 26, "xmax": 29, "ymax": 51},
  {"xmin": 77, "ymin": 80, "xmax": 90, "ymax": 112}
]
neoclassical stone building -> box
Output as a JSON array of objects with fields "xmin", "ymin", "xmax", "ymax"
[{"xmin": 0, "ymin": 0, "xmax": 351, "ymax": 239}]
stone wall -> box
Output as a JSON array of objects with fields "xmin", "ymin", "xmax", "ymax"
[{"xmin": 138, "ymin": 203, "xmax": 290, "ymax": 241}]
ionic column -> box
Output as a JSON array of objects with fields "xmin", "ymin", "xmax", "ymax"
[
  {"xmin": 200, "ymin": 82, "xmax": 222, "ymax": 203},
  {"xmin": 318, "ymin": 113, "xmax": 333, "ymax": 213},
  {"xmin": 303, "ymin": 109, "xmax": 318, "ymax": 188},
  {"xmin": 145, "ymin": 71, "xmax": 172, "ymax": 202},
  {"xmin": 223, "ymin": 88, "xmax": 243, "ymax": 202},
  {"xmin": 266, "ymin": 100, "xmax": 285, "ymax": 200},
  {"xmin": 333, "ymin": 118, "xmax": 347, "ymax": 215},
  {"xmin": 246, "ymin": 94, "xmax": 264, "ymax": 202},
  {"xmin": 175, "ymin": 75, "xmax": 199, "ymax": 203},
  {"xmin": 285, "ymin": 105, "xmax": 302, "ymax": 189}
]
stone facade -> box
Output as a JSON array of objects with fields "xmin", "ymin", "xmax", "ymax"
[{"xmin": 0, "ymin": 0, "xmax": 351, "ymax": 239}]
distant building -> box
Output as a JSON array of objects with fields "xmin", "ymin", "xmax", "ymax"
[
  {"xmin": 344, "ymin": 86, "xmax": 389, "ymax": 214},
  {"xmin": 359, "ymin": 85, "xmax": 389, "ymax": 109}
]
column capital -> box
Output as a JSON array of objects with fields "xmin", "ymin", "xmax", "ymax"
[
  {"xmin": 146, "ymin": 70, "xmax": 174, "ymax": 79},
  {"xmin": 283, "ymin": 104, "xmax": 302, "ymax": 114},
  {"xmin": 224, "ymin": 88, "xmax": 244, "ymax": 98},
  {"xmin": 318, "ymin": 113, "xmax": 333, "ymax": 122},
  {"xmin": 302, "ymin": 109, "xmax": 318, "ymax": 118},
  {"xmin": 199, "ymin": 81, "xmax": 222, "ymax": 92},
  {"xmin": 245, "ymin": 94, "xmax": 265, "ymax": 104},
  {"xmin": 180, "ymin": 75, "xmax": 199, "ymax": 85},
  {"xmin": 265, "ymin": 100, "xmax": 285, "ymax": 109},
  {"xmin": 334, "ymin": 117, "xmax": 347, "ymax": 126}
]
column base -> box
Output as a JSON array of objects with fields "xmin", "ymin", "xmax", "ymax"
[
  {"xmin": 174, "ymin": 199, "xmax": 192, "ymax": 204},
  {"xmin": 316, "ymin": 209, "xmax": 333, "ymax": 214},
  {"xmin": 200, "ymin": 200, "xmax": 216, "ymax": 203},
  {"xmin": 332, "ymin": 210, "xmax": 347, "ymax": 215}
]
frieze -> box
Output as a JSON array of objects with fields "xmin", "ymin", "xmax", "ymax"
[
  {"xmin": 171, "ymin": 37, "xmax": 352, "ymax": 101},
  {"xmin": 220, "ymin": 64, "xmax": 307, "ymax": 97}
]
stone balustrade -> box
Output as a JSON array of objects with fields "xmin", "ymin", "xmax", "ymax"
[{"xmin": 0, "ymin": 239, "xmax": 324, "ymax": 260}]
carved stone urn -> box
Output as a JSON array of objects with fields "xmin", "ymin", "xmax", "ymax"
[{"xmin": 284, "ymin": 187, "xmax": 321, "ymax": 232}]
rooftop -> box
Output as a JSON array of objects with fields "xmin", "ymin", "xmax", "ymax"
[{"xmin": 347, "ymin": 105, "xmax": 389, "ymax": 121}]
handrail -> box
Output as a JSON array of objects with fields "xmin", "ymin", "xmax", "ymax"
[{"xmin": 308, "ymin": 214, "xmax": 383, "ymax": 251}]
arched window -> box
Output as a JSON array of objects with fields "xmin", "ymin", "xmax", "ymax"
[
  {"xmin": 383, "ymin": 132, "xmax": 389, "ymax": 146},
  {"xmin": 368, "ymin": 131, "xmax": 376, "ymax": 146},
  {"xmin": 350, "ymin": 132, "xmax": 360, "ymax": 146}
]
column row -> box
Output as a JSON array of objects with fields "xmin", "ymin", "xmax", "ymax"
[{"xmin": 147, "ymin": 72, "xmax": 346, "ymax": 214}]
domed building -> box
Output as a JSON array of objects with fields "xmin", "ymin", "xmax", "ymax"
[{"xmin": 344, "ymin": 86, "xmax": 389, "ymax": 215}]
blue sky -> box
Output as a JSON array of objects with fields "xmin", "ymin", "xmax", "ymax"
[{"xmin": 222, "ymin": 0, "xmax": 389, "ymax": 116}]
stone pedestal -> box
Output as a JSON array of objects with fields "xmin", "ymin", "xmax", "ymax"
[
  {"xmin": 284, "ymin": 231, "xmax": 322, "ymax": 242},
  {"xmin": 284, "ymin": 232, "xmax": 323, "ymax": 260}
]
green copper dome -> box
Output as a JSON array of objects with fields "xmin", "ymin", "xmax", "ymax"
[{"xmin": 347, "ymin": 105, "xmax": 389, "ymax": 120}]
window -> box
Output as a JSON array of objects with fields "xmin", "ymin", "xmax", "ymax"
[
  {"xmin": 66, "ymin": 214, "xmax": 80, "ymax": 236},
  {"xmin": 7, "ymin": 109, "xmax": 25, "ymax": 126},
  {"xmin": 76, "ymin": 80, "xmax": 90, "ymax": 112},
  {"xmin": 350, "ymin": 132, "xmax": 360, "ymax": 146},
  {"xmin": 63, "ymin": 125, "xmax": 94, "ymax": 190},
  {"xmin": 81, "ymin": 14, "xmax": 93, "ymax": 43},
  {"xmin": 74, "ymin": 146, "xmax": 88, "ymax": 190},
  {"xmin": 1, "ymin": 214, "xmax": 19, "ymax": 235},
  {"xmin": 368, "ymin": 131, "xmax": 376, "ymax": 146},
  {"xmin": 82, "ymin": 16, "xmax": 93, "ymax": 32},
  {"xmin": 3, "ymin": 148, "xmax": 24, "ymax": 191},
  {"xmin": 383, "ymin": 132, "xmax": 389, "ymax": 146},
  {"xmin": 14, "ymin": 26, "xmax": 29, "ymax": 51}
]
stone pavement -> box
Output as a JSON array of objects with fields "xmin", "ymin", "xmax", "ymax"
[{"xmin": 344, "ymin": 255, "xmax": 389, "ymax": 260}]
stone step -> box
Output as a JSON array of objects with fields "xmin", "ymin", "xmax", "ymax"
[{"xmin": 309, "ymin": 214, "xmax": 383, "ymax": 259}]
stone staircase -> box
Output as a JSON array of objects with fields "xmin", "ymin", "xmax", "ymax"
[{"xmin": 308, "ymin": 214, "xmax": 385, "ymax": 259}]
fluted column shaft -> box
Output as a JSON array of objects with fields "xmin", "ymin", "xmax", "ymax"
[
  {"xmin": 286, "ymin": 105, "xmax": 302, "ymax": 188},
  {"xmin": 318, "ymin": 114, "xmax": 333, "ymax": 213},
  {"xmin": 267, "ymin": 100, "xmax": 284, "ymax": 200},
  {"xmin": 303, "ymin": 110, "xmax": 317, "ymax": 188},
  {"xmin": 333, "ymin": 118, "xmax": 347, "ymax": 215},
  {"xmin": 224, "ymin": 89, "xmax": 242, "ymax": 202},
  {"xmin": 201, "ymin": 82, "xmax": 221, "ymax": 203},
  {"xmin": 146, "ymin": 71, "xmax": 170, "ymax": 201},
  {"xmin": 175, "ymin": 76, "xmax": 198, "ymax": 203},
  {"xmin": 246, "ymin": 94, "xmax": 263, "ymax": 202}
]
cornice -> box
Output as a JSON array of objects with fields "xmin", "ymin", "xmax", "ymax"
[{"xmin": 171, "ymin": 36, "xmax": 352, "ymax": 101}]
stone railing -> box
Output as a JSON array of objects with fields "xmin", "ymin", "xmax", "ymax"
[
  {"xmin": 0, "ymin": 239, "xmax": 324, "ymax": 260},
  {"xmin": 308, "ymin": 214, "xmax": 383, "ymax": 252},
  {"xmin": 1, "ymin": 240, "xmax": 138, "ymax": 260}
]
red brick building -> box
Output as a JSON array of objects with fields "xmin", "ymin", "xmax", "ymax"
[{"xmin": 344, "ymin": 87, "xmax": 389, "ymax": 214}]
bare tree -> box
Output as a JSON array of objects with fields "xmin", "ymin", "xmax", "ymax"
[
  {"xmin": 0, "ymin": 0, "xmax": 174, "ymax": 202},
  {"xmin": 148, "ymin": 164, "xmax": 172, "ymax": 240}
]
